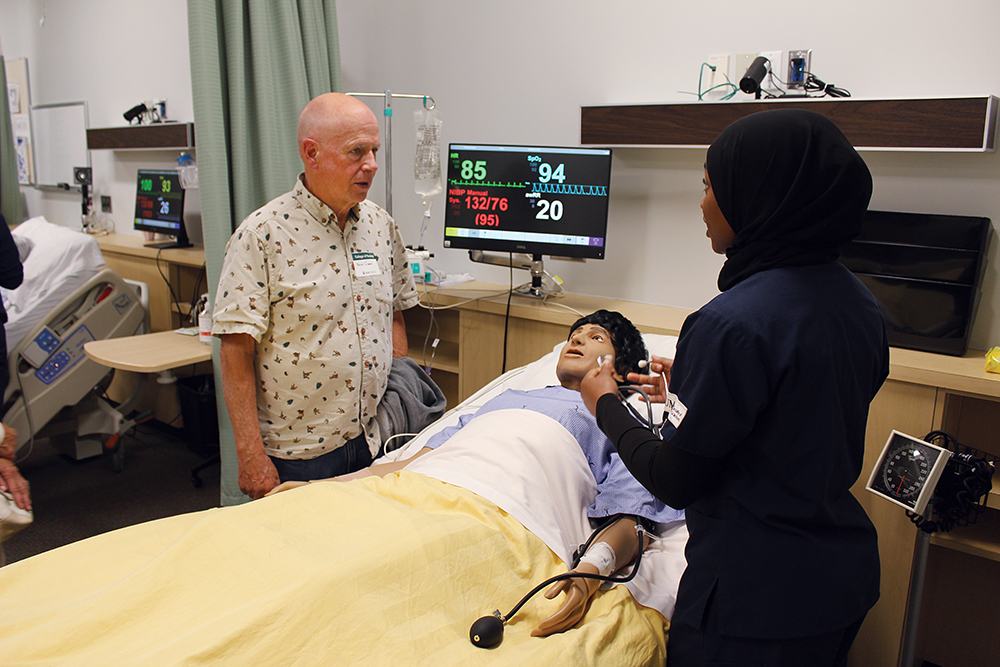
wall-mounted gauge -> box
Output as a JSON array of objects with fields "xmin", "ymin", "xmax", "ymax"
[{"xmin": 867, "ymin": 430, "xmax": 951, "ymax": 514}]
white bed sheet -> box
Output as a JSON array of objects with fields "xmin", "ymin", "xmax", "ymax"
[
  {"xmin": 388, "ymin": 333, "xmax": 688, "ymax": 620},
  {"xmin": 3, "ymin": 217, "xmax": 106, "ymax": 349}
]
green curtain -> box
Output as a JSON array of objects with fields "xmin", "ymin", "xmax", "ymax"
[
  {"xmin": 0, "ymin": 56, "xmax": 24, "ymax": 225},
  {"xmin": 187, "ymin": 0, "xmax": 343, "ymax": 506}
]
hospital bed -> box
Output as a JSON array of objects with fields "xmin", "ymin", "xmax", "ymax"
[
  {"xmin": 2, "ymin": 217, "xmax": 147, "ymax": 463},
  {"xmin": 0, "ymin": 334, "xmax": 687, "ymax": 666}
]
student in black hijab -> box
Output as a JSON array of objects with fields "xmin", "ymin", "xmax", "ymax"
[
  {"xmin": 0, "ymin": 212, "xmax": 24, "ymax": 393},
  {"xmin": 582, "ymin": 109, "xmax": 889, "ymax": 666}
]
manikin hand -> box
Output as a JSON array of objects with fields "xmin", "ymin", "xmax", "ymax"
[
  {"xmin": 239, "ymin": 447, "xmax": 281, "ymax": 500},
  {"xmin": 625, "ymin": 355, "xmax": 673, "ymax": 404},
  {"xmin": 530, "ymin": 563, "xmax": 602, "ymax": 637}
]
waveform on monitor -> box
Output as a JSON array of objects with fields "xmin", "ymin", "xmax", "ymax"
[{"xmin": 530, "ymin": 183, "xmax": 608, "ymax": 196}]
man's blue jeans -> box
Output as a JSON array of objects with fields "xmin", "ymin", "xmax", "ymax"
[{"xmin": 269, "ymin": 433, "xmax": 372, "ymax": 482}]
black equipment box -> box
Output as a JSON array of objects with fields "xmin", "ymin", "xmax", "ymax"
[{"xmin": 839, "ymin": 210, "xmax": 992, "ymax": 356}]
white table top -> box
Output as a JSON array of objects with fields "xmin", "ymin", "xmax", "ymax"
[{"xmin": 84, "ymin": 330, "xmax": 212, "ymax": 373}]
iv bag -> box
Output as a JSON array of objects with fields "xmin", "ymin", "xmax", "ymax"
[{"xmin": 414, "ymin": 108, "xmax": 443, "ymax": 197}]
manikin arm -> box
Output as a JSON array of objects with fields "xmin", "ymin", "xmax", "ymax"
[{"xmin": 531, "ymin": 516, "xmax": 647, "ymax": 637}]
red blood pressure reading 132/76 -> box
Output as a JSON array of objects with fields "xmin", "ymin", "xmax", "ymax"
[{"xmin": 465, "ymin": 192, "xmax": 507, "ymax": 227}]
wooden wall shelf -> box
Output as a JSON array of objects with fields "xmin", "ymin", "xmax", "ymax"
[
  {"xmin": 581, "ymin": 96, "xmax": 998, "ymax": 151},
  {"xmin": 87, "ymin": 122, "xmax": 195, "ymax": 150}
]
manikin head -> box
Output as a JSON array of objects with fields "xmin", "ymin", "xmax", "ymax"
[{"xmin": 556, "ymin": 310, "xmax": 647, "ymax": 391}]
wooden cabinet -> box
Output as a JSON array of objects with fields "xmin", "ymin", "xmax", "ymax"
[{"xmin": 581, "ymin": 97, "xmax": 999, "ymax": 151}]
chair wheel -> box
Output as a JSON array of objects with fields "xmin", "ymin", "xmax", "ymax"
[
  {"xmin": 110, "ymin": 449, "xmax": 124, "ymax": 473},
  {"xmin": 191, "ymin": 473, "xmax": 203, "ymax": 488}
]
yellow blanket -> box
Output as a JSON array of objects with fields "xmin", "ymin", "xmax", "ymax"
[{"xmin": 0, "ymin": 473, "xmax": 667, "ymax": 666}]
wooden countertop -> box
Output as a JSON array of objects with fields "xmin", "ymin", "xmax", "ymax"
[{"xmin": 93, "ymin": 233, "xmax": 206, "ymax": 268}]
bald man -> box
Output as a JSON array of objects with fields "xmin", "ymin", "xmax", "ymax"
[{"xmin": 213, "ymin": 93, "xmax": 419, "ymax": 499}]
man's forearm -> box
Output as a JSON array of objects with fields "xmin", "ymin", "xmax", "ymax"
[
  {"xmin": 219, "ymin": 334, "xmax": 265, "ymax": 457},
  {"xmin": 392, "ymin": 309, "xmax": 408, "ymax": 358}
]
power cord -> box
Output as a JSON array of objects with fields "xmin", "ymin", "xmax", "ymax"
[
  {"xmin": 760, "ymin": 65, "xmax": 851, "ymax": 99},
  {"xmin": 906, "ymin": 430, "xmax": 995, "ymax": 534},
  {"xmin": 502, "ymin": 253, "xmax": 514, "ymax": 374}
]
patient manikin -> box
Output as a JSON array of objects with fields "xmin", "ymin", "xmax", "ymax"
[{"xmin": 270, "ymin": 310, "xmax": 682, "ymax": 637}]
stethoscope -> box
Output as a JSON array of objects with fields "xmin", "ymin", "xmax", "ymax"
[
  {"xmin": 604, "ymin": 356, "xmax": 668, "ymax": 435},
  {"xmin": 469, "ymin": 517, "xmax": 648, "ymax": 648}
]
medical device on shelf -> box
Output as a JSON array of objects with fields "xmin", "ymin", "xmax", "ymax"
[
  {"xmin": 443, "ymin": 143, "xmax": 612, "ymax": 297},
  {"xmin": 866, "ymin": 429, "xmax": 995, "ymax": 667},
  {"xmin": 2, "ymin": 269, "xmax": 147, "ymax": 462}
]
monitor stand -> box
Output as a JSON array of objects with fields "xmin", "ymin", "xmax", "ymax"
[
  {"xmin": 144, "ymin": 237, "xmax": 192, "ymax": 249},
  {"xmin": 468, "ymin": 250, "xmax": 557, "ymax": 299}
]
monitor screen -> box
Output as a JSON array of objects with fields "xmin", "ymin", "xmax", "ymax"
[
  {"xmin": 134, "ymin": 169, "xmax": 189, "ymax": 248},
  {"xmin": 443, "ymin": 144, "xmax": 612, "ymax": 259}
]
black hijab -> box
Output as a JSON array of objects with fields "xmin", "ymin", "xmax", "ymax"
[{"xmin": 706, "ymin": 109, "xmax": 873, "ymax": 291}]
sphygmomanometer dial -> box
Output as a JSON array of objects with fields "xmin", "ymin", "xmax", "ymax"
[
  {"xmin": 881, "ymin": 446, "xmax": 932, "ymax": 499},
  {"xmin": 866, "ymin": 430, "xmax": 950, "ymax": 514}
]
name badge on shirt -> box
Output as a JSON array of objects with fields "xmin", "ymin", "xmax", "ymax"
[
  {"xmin": 665, "ymin": 391, "xmax": 688, "ymax": 428},
  {"xmin": 351, "ymin": 252, "xmax": 381, "ymax": 277}
]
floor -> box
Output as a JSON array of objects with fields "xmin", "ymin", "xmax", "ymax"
[{"xmin": 2, "ymin": 422, "xmax": 220, "ymax": 565}]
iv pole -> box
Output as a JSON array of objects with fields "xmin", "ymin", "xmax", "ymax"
[{"xmin": 346, "ymin": 90, "xmax": 436, "ymax": 217}]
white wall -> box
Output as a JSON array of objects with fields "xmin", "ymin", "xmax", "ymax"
[
  {"xmin": 0, "ymin": 0, "xmax": 194, "ymax": 239},
  {"xmin": 2, "ymin": 0, "xmax": 998, "ymax": 348},
  {"xmin": 336, "ymin": 0, "xmax": 1000, "ymax": 350}
]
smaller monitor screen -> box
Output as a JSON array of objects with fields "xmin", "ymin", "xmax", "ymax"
[
  {"xmin": 134, "ymin": 169, "xmax": 185, "ymax": 236},
  {"xmin": 444, "ymin": 144, "xmax": 612, "ymax": 259}
]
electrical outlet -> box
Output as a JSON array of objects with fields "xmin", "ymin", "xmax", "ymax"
[
  {"xmin": 101, "ymin": 195, "xmax": 112, "ymax": 213},
  {"xmin": 706, "ymin": 54, "xmax": 730, "ymax": 96},
  {"xmin": 736, "ymin": 52, "xmax": 758, "ymax": 83},
  {"xmin": 787, "ymin": 49, "xmax": 812, "ymax": 89}
]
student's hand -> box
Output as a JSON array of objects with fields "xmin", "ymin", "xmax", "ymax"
[
  {"xmin": 0, "ymin": 458, "xmax": 31, "ymax": 511},
  {"xmin": 0, "ymin": 423, "xmax": 17, "ymax": 460},
  {"xmin": 625, "ymin": 355, "xmax": 673, "ymax": 403},
  {"xmin": 580, "ymin": 358, "xmax": 619, "ymax": 416},
  {"xmin": 531, "ymin": 564, "xmax": 602, "ymax": 637}
]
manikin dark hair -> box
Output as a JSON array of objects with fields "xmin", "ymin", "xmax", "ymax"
[{"xmin": 568, "ymin": 310, "xmax": 648, "ymax": 377}]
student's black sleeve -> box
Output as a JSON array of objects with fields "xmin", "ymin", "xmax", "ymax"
[
  {"xmin": 0, "ymin": 213, "xmax": 23, "ymax": 292},
  {"xmin": 595, "ymin": 393, "xmax": 716, "ymax": 509}
]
